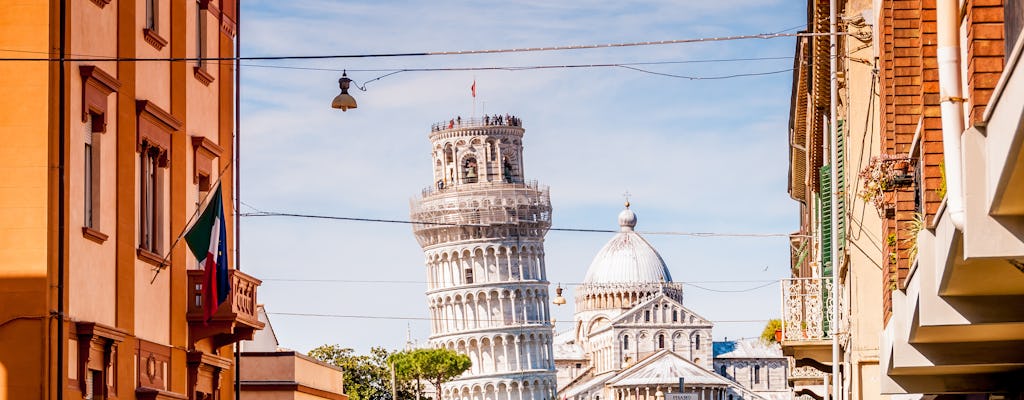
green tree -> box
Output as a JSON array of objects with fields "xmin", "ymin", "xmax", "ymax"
[
  {"xmin": 413, "ymin": 348, "xmax": 471, "ymax": 397},
  {"xmin": 387, "ymin": 348, "xmax": 470, "ymax": 400},
  {"xmin": 309, "ymin": 345, "xmax": 416, "ymax": 400}
]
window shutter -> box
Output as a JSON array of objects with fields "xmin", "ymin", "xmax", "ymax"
[
  {"xmin": 836, "ymin": 120, "xmax": 846, "ymax": 260},
  {"xmin": 819, "ymin": 164, "xmax": 832, "ymax": 337},
  {"xmin": 819, "ymin": 164, "xmax": 832, "ymax": 276}
]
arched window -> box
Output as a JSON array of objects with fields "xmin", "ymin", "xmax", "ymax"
[
  {"xmin": 658, "ymin": 334, "xmax": 665, "ymax": 349},
  {"xmin": 754, "ymin": 365, "xmax": 761, "ymax": 384},
  {"xmin": 463, "ymin": 157, "xmax": 478, "ymax": 183},
  {"xmin": 695, "ymin": 333, "xmax": 701, "ymax": 349},
  {"xmin": 720, "ymin": 365, "xmax": 727, "ymax": 377},
  {"xmin": 623, "ymin": 335, "xmax": 630, "ymax": 350},
  {"xmin": 672, "ymin": 310, "xmax": 678, "ymax": 322},
  {"xmin": 644, "ymin": 310, "xmax": 651, "ymax": 322},
  {"xmin": 503, "ymin": 158, "xmax": 515, "ymax": 183}
]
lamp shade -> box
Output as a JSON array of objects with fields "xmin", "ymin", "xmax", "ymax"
[{"xmin": 331, "ymin": 71, "xmax": 357, "ymax": 111}]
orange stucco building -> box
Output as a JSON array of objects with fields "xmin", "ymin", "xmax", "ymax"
[{"xmin": 0, "ymin": 0, "xmax": 262, "ymax": 399}]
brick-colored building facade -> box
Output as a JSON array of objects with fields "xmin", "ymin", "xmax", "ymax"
[
  {"xmin": 0, "ymin": 0, "xmax": 261, "ymax": 399},
  {"xmin": 785, "ymin": 0, "xmax": 1024, "ymax": 398}
]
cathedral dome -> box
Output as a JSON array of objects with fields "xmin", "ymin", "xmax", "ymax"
[{"xmin": 583, "ymin": 205, "xmax": 673, "ymax": 284}]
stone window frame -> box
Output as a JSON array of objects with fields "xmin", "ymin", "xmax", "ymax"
[
  {"xmin": 190, "ymin": 136, "xmax": 222, "ymax": 192},
  {"xmin": 79, "ymin": 66, "xmax": 120, "ymax": 244},
  {"xmin": 193, "ymin": 0, "xmax": 218, "ymax": 85},
  {"xmin": 73, "ymin": 322, "xmax": 128, "ymax": 400},
  {"xmin": 143, "ymin": 0, "xmax": 168, "ymax": 50},
  {"xmin": 135, "ymin": 100, "xmax": 181, "ymax": 265}
]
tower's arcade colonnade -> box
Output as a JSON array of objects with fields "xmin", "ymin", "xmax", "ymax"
[{"xmin": 412, "ymin": 117, "xmax": 557, "ymax": 400}]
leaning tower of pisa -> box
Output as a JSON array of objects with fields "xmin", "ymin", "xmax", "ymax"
[{"xmin": 411, "ymin": 115, "xmax": 557, "ymax": 400}]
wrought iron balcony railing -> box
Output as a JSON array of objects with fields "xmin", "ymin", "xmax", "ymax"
[{"xmin": 781, "ymin": 277, "xmax": 834, "ymax": 341}]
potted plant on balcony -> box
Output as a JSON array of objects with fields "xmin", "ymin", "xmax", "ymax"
[
  {"xmin": 761, "ymin": 319, "xmax": 783, "ymax": 344},
  {"xmin": 858, "ymin": 154, "xmax": 912, "ymax": 216}
]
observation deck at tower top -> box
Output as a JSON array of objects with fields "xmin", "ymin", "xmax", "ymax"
[{"xmin": 430, "ymin": 115, "xmax": 523, "ymax": 132}]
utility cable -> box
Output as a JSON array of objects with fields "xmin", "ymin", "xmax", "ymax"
[
  {"xmin": 239, "ymin": 210, "xmax": 802, "ymax": 238},
  {"xmin": 265, "ymin": 312, "xmax": 771, "ymax": 325},
  {"xmin": 0, "ymin": 31, "xmax": 846, "ymax": 63}
]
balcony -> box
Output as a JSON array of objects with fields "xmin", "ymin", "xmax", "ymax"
[
  {"xmin": 187, "ymin": 269, "xmax": 264, "ymax": 348},
  {"xmin": 780, "ymin": 277, "xmax": 833, "ymax": 368},
  {"xmin": 880, "ymin": 35, "xmax": 1024, "ymax": 393}
]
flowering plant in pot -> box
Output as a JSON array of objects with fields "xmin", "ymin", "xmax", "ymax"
[{"xmin": 858, "ymin": 154, "xmax": 911, "ymax": 216}]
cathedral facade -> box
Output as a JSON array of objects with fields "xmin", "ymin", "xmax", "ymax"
[
  {"xmin": 411, "ymin": 116, "xmax": 557, "ymax": 400},
  {"xmin": 554, "ymin": 206, "xmax": 788, "ymax": 400}
]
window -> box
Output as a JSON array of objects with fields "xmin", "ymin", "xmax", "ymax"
[
  {"xmin": 195, "ymin": 0, "xmax": 205, "ymax": 68},
  {"xmin": 695, "ymin": 333, "xmax": 701, "ymax": 349},
  {"xmin": 146, "ymin": 0, "xmax": 157, "ymax": 30},
  {"xmin": 135, "ymin": 100, "xmax": 180, "ymax": 261},
  {"xmin": 84, "ymin": 369, "xmax": 103, "ymax": 400},
  {"xmin": 672, "ymin": 310, "xmax": 678, "ymax": 322},
  {"xmin": 83, "ymin": 116, "xmax": 98, "ymax": 229},
  {"xmin": 79, "ymin": 66, "xmax": 119, "ymax": 243},
  {"xmin": 463, "ymin": 157, "xmax": 478, "ymax": 183},
  {"xmin": 464, "ymin": 267, "xmax": 473, "ymax": 284},
  {"xmin": 754, "ymin": 365, "xmax": 761, "ymax": 384},
  {"xmin": 658, "ymin": 334, "xmax": 665, "ymax": 349},
  {"xmin": 720, "ymin": 365, "xmax": 727, "ymax": 377},
  {"xmin": 623, "ymin": 335, "xmax": 629, "ymax": 350},
  {"xmin": 75, "ymin": 322, "xmax": 124, "ymax": 400},
  {"xmin": 139, "ymin": 147, "xmax": 160, "ymax": 253},
  {"xmin": 644, "ymin": 310, "xmax": 650, "ymax": 322}
]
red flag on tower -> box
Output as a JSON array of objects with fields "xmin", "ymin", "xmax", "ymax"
[{"xmin": 471, "ymin": 79, "xmax": 476, "ymax": 98}]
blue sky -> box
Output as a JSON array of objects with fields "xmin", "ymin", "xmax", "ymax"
[{"xmin": 238, "ymin": 0, "xmax": 806, "ymax": 354}]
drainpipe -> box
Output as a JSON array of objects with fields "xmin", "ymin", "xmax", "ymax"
[
  {"xmin": 57, "ymin": 0, "xmax": 67, "ymax": 399},
  {"xmin": 828, "ymin": 1, "xmax": 842, "ymax": 400},
  {"xmin": 936, "ymin": 0, "xmax": 967, "ymax": 230}
]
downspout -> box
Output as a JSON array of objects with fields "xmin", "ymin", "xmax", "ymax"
[
  {"xmin": 828, "ymin": 1, "xmax": 842, "ymax": 400},
  {"xmin": 936, "ymin": 0, "xmax": 967, "ymax": 230},
  {"xmin": 57, "ymin": 0, "xmax": 67, "ymax": 398}
]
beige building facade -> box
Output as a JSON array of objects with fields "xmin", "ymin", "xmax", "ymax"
[
  {"xmin": 0, "ymin": 0, "xmax": 259, "ymax": 399},
  {"xmin": 787, "ymin": 0, "xmax": 1024, "ymax": 398}
]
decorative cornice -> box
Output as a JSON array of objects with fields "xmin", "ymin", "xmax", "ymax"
[
  {"xmin": 136, "ymin": 100, "xmax": 182, "ymax": 154},
  {"xmin": 89, "ymin": 0, "xmax": 111, "ymax": 8},
  {"xmin": 137, "ymin": 248, "xmax": 166, "ymax": 268},
  {"xmin": 190, "ymin": 136, "xmax": 222, "ymax": 186},
  {"xmin": 187, "ymin": 351, "xmax": 234, "ymax": 369},
  {"xmin": 137, "ymin": 100, "xmax": 182, "ymax": 131},
  {"xmin": 193, "ymin": 66, "xmax": 215, "ymax": 86},
  {"xmin": 143, "ymin": 28, "xmax": 168, "ymax": 50},
  {"xmin": 80, "ymin": 65, "xmax": 121, "ymax": 132},
  {"xmin": 76, "ymin": 321, "xmax": 129, "ymax": 343},
  {"xmin": 82, "ymin": 226, "xmax": 109, "ymax": 244}
]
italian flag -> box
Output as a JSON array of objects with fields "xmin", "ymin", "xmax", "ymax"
[{"xmin": 184, "ymin": 185, "xmax": 230, "ymax": 322}]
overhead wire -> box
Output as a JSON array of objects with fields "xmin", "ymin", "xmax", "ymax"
[
  {"xmin": 0, "ymin": 31, "xmax": 843, "ymax": 63},
  {"xmin": 239, "ymin": 210, "xmax": 803, "ymax": 238},
  {"xmin": 264, "ymin": 312, "xmax": 772, "ymax": 325},
  {"xmin": 257, "ymin": 277, "xmax": 780, "ymax": 293}
]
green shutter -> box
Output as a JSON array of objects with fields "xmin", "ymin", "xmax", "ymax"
[
  {"xmin": 819, "ymin": 164, "xmax": 832, "ymax": 338},
  {"xmin": 820, "ymin": 164, "xmax": 832, "ymax": 276}
]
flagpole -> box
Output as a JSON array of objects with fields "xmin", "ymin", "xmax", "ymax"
[
  {"xmin": 149, "ymin": 161, "xmax": 233, "ymax": 283},
  {"xmin": 472, "ymin": 76, "xmax": 476, "ymax": 119}
]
